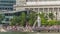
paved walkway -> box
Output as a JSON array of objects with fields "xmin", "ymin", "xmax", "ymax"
[{"xmin": 28, "ymin": 33, "xmax": 60, "ymax": 34}]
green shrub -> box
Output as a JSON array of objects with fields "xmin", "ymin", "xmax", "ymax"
[
  {"xmin": 48, "ymin": 20, "xmax": 57, "ymax": 26},
  {"xmin": 56, "ymin": 20, "xmax": 60, "ymax": 25}
]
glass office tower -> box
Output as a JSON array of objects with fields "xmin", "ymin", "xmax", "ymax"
[
  {"xmin": 0, "ymin": 0, "xmax": 16, "ymax": 11},
  {"xmin": 0, "ymin": 0, "xmax": 16, "ymax": 24}
]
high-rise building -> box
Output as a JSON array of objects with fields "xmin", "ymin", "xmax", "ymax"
[
  {"xmin": 0, "ymin": 0, "xmax": 16, "ymax": 24},
  {"xmin": 0, "ymin": 0, "xmax": 16, "ymax": 11}
]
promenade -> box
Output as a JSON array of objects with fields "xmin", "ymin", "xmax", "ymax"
[{"xmin": 0, "ymin": 25, "xmax": 60, "ymax": 32}]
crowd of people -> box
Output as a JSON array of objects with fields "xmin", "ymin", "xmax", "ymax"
[
  {"xmin": 33, "ymin": 25, "xmax": 60, "ymax": 32},
  {"xmin": 0, "ymin": 25, "xmax": 60, "ymax": 32},
  {"xmin": 1, "ymin": 25, "xmax": 33, "ymax": 32}
]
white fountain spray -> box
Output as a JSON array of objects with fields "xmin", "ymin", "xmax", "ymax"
[{"xmin": 37, "ymin": 12, "xmax": 41, "ymax": 27}]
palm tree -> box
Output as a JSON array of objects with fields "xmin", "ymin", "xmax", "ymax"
[
  {"xmin": 10, "ymin": 12, "xmax": 26, "ymax": 26},
  {"xmin": 19, "ymin": 12, "xmax": 26, "ymax": 26},
  {"xmin": 28, "ymin": 11, "xmax": 37, "ymax": 26},
  {"xmin": 49, "ymin": 12, "xmax": 55, "ymax": 20}
]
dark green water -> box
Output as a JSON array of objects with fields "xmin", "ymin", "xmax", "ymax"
[{"xmin": 0, "ymin": 32, "xmax": 60, "ymax": 34}]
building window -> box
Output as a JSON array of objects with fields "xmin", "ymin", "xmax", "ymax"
[
  {"xmin": 25, "ymin": 8, "xmax": 29, "ymax": 11},
  {"xmin": 2, "ymin": 8, "xmax": 4, "ymax": 10},
  {"xmin": 10, "ymin": 8, "xmax": 13, "ymax": 10},
  {"xmin": 5, "ymin": 8, "xmax": 7, "ymax": 10},
  {"xmin": 39, "ymin": 8, "xmax": 43, "ymax": 12},
  {"xmin": 26, "ymin": 0, "xmax": 28, "ymax": 2},
  {"xmin": 26, "ymin": 0, "xmax": 37, "ymax": 2},
  {"xmin": 5, "ymin": 18, "xmax": 9, "ymax": 21},
  {"xmin": 5, "ymin": 14, "xmax": 8, "ymax": 16},
  {"xmin": 44, "ymin": 8, "xmax": 48, "ymax": 12},
  {"xmin": 54, "ymin": 8, "xmax": 58, "ymax": 12},
  {"xmin": 49, "ymin": 8, "xmax": 53, "ymax": 13},
  {"xmin": 35, "ymin": 8, "xmax": 38, "ymax": 12},
  {"xmin": 0, "ymin": 8, "xmax": 1, "ymax": 9},
  {"xmin": 59, "ymin": 8, "xmax": 60, "ymax": 12},
  {"xmin": 30, "ymin": 8, "xmax": 33, "ymax": 11}
]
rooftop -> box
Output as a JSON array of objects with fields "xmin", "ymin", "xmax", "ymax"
[{"xmin": 26, "ymin": 1, "xmax": 60, "ymax": 5}]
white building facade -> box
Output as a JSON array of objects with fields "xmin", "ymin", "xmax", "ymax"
[{"xmin": 14, "ymin": 0, "xmax": 60, "ymax": 20}]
